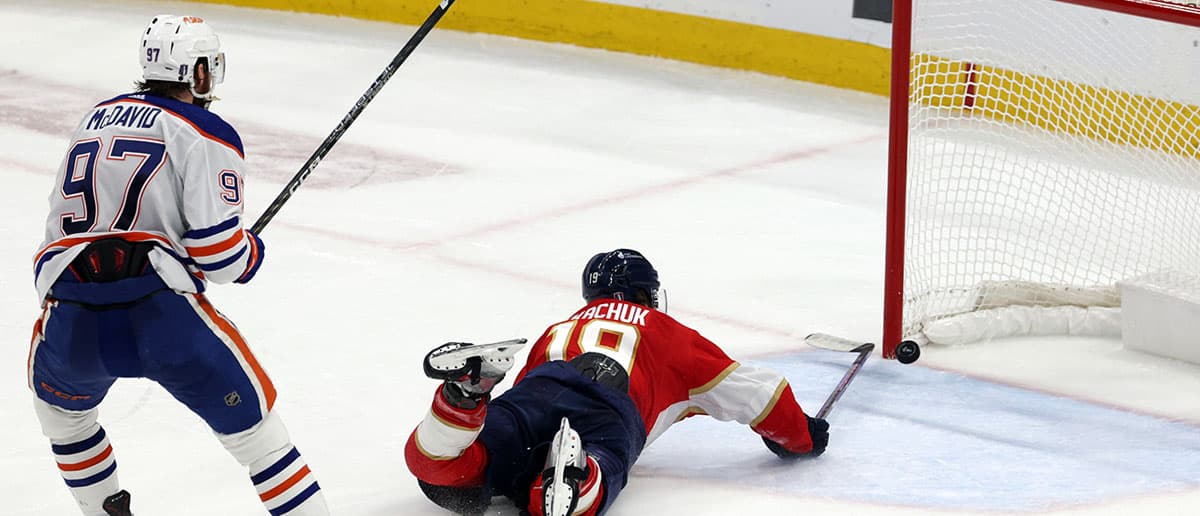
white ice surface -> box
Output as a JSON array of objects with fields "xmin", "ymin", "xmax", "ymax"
[{"xmin": 3, "ymin": 1, "xmax": 1200, "ymax": 515}]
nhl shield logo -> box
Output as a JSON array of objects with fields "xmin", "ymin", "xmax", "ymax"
[{"xmin": 224, "ymin": 391, "xmax": 241, "ymax": 407}]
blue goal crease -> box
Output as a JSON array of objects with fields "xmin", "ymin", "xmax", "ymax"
[{"xmin": 632, "ymin": 353, "xmax": 1200, "ymax": 512}]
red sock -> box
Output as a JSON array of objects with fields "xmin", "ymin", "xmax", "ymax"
[{"xmin": 527, "ymin": 455, "xmax": 603, "ymax": 516}]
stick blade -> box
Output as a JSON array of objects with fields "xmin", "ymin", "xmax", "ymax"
[{"xmin": 805, "ymin": 333, "xmax": 875, "ymax": 354}]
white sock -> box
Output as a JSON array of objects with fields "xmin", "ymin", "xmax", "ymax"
[
  {"xmin": 248, "ymin": 445, "xmax": 329, "ymax": 515},
  {"xmin": 51, "ymin": 425, "xmax": 120, "ymax": 516}
]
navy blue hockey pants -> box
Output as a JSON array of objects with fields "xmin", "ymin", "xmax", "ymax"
[
  {"xmin": 478, "ymin": 360, "xmax": 646, "ymax": 514},
  {"xmin": 29, "ymin": 288, "xmax": 274, "ymax": 435}
]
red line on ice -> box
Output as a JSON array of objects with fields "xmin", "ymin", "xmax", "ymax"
[{"xmin": 275, "ymin": 133, "xmax": 885, "ymax": 340}]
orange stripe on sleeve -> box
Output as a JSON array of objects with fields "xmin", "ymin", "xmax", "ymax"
[
  {"xmin": 194, "ymin": 294, "xmax": 277, "ymax": 411},
  {"xmin": 187, "ymin": 230, "xmax": 246, "ymax": 258},
  {"xmin": 238, "ymin": 232, "xmax": 260, "ymax": 280}
]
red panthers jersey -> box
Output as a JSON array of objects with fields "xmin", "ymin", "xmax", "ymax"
[{"xmin": 514, "ymin": 299, "xmax": 816, "ymax": 453}]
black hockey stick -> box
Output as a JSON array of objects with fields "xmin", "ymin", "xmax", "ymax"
[
  {"xmin": 250, "ymin": 0, "xmax": 458, "ymax": 234},
  {"xmin": 804, "ymin": 333, "xmax": 874, "ymax": 419}
]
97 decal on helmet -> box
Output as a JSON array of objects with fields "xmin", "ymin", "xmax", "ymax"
[{"xmin": 140, "ymin": 15, "xmax": 226, "ymax": 100}]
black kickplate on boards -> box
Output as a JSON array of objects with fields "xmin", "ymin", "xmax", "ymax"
[{"xmin": 852, "ymin": 0, "xmax": 892, "ymax": 22}]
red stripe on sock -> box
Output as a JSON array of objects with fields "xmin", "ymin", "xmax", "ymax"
[
  {"xmin": 259, "ymin": 465, "xmax": 311, "ymax": 502},
  {"xmin": 58, "ymin": 444, "xmax": 113, "ymax": 472}
]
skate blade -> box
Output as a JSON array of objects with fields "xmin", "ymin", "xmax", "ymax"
[{"xmin": 545, "ymin": 417, "xmax": 580, "ymax": 516}]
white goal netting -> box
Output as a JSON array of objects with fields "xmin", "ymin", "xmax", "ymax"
[{"xmin": 900, "ymin": 0, "xmax": 1200, "ymax": 344}]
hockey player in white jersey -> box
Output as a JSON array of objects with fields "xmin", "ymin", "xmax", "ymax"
[{"xmin": 28, "ymin": 15, "xmax": 330, "ymax": 516}]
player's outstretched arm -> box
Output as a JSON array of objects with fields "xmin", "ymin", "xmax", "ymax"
[
  {"xmin": 684, "ymin": 335, "xmax": 826, "ymax": 457},
  {"xmin": 748, "ymin": 377, "xmax": 828, "ymax": 458}
]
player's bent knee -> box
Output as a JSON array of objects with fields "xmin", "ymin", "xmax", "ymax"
[
  {"xmin": 217, "ymin": 410, "xmax": 292, "ymax": 466},
  {"xmin": 32, "ymin": 397, "xmax": 99, "ymax": 441},
  {"xmin": 418, "ymin": 480, "xmax": 488, "ymax": 516}
]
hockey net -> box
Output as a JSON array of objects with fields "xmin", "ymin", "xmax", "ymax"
[{"xmin": 884, "ymin": 0, "xmax": 1200, "ymax": 353}]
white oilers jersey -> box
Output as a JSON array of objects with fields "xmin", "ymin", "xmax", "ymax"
[{"xmin": 34, "ymin": 93, "xmax": 262, "ymax": 300}]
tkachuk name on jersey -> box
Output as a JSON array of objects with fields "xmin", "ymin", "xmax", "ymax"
[
  {"xmin": 570, "ymin": 302, "xmax": 649, "ymax": 326},
  {"xmin": 86, "ymin": 103, "xmax": 162, "ymax": 131}
]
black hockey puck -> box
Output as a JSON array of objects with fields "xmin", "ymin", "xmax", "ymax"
[{"xmin": 896, "ymin": 340, "xmax": 921, "ymax": 364}]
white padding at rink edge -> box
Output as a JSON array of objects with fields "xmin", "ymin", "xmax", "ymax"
[{"xmin": 922, "ymin": 306, "xmax": 1121, "ymax": 346}]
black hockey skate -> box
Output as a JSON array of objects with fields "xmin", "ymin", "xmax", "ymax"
[
  {"xmin": 102, "ymin": 490, "xmax": 133, "ymax": 516},
  {"xmin": 542, "ymin": 417, "xmax": 590, "ymax": 516},
  {"xmin": 423, "ymin": 339, "xmax": 526, "ymax": 408}
]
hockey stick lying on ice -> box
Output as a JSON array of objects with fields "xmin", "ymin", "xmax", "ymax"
[
  {"xmin": 251, "ymin": 0, "xmax": 459, "ymax": 233},
  {"xmin": 804, "ymin": 333, "xmax": 874, "ymax": 419}
]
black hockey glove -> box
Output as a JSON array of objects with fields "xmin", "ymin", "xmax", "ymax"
[{"xmin": 763, "ymin": 415, "xmax": 829, "ymax": 459}]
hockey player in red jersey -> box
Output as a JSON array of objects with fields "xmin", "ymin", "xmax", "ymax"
[
  {"xmin": 406, "ymin": 249, "xmax": 829, "ymax": 516},
  {"xmin": 27, "ymin": 15, "xmax": 328, "ymax": 516}
]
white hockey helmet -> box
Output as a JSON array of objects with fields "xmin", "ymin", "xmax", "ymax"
[{"xmin": 139, "ymin": 15, "xmax": 225, "ymax": 99}]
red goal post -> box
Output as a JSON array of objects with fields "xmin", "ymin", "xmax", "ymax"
[{"xmin": 884, "ymin": 0, "xmax": 1200, "ymax": 358}]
